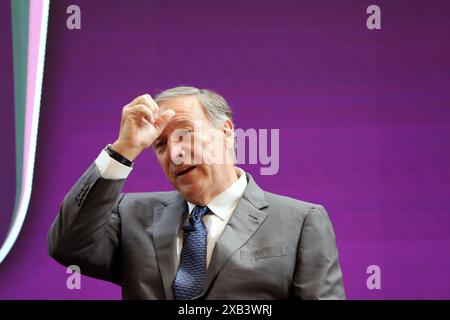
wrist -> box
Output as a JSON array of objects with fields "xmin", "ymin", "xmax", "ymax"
[{"xmin": 110, "ymin": 141, "xmax": 142, "ymax": 162}]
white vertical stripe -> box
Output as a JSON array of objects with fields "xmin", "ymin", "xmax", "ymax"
[{"xmin": 0, "ymin": 0, "xmax": 50, "ymax": 264}]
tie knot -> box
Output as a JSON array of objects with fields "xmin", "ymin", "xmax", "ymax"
[{"xmin": 191, "ymin": 205, "xmax": 209, "ymax": 221}]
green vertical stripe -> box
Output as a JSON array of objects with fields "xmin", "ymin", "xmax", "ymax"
[{"xmin": 11, "ymin": 0, "xmax": 29, "ymax": 214}]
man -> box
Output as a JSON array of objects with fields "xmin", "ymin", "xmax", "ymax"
[{"xmin": 48, "ymin": 86, "xmax": 345, "ymax": 299}]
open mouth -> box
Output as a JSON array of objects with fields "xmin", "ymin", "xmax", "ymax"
[{"xmin": 175, "ymin": 166, "xmax": 196, "ymax": 177}]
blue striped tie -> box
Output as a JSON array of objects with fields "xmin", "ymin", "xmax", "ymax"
[{"xmin": 173, "ymin": 205, "xmax": 209, "ymax": 300}]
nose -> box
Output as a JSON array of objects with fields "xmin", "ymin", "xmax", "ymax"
[{"xmin": 169, "ymin": 140, "xmax": 185, "ymax": 166}]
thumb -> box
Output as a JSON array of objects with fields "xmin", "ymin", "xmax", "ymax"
[{"xmin": 154, "ymin": 109, "xmax": 175, "ymax": 132}]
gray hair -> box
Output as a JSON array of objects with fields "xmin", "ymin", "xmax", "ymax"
[{"xmin": 154, "ymin": 86, "xmax": 233, "ymax": 128}]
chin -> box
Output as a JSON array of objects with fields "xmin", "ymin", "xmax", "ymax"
[{"xmin": 177, "ymin": 184, "xmax": 206, "ymax": 204}]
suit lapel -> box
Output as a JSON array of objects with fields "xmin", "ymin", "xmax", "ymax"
[
  {"xmin": 195, "ymin": 173, "xmax": 269, "ymax": 298},
  {"xmin": 152, "ymin": 194, "xmax": 187, "ymax": 300}
]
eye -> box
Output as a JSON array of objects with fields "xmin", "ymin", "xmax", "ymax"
[
  {"xmin": 155, "ymin": 140, "xmax": 166, "ymax": 150},
  {"xmin": 179, "ymin": 129, "xmax": 192, "ymax": 141}
]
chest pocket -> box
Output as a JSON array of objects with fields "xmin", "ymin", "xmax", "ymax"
[{"xmin": 240, "ymin": 245, "xmax": 295, "ymax": 260}]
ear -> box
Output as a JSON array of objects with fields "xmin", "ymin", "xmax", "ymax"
[{"xmin": 222, "ymin": 119, "xmax": 234, "ymax": 147}]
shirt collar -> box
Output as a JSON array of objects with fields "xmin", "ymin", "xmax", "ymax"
[{"xmin": 187, "ymin": 167, "xmax": 247, "ymax": 221}]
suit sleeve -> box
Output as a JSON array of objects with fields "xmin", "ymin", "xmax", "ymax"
[
  {"xmin": 291, "ymin": 205, "xmax": 346, "ymax": 299},
  {"xmin": 47, "ymin": 163, "xmax": 125, "ymax": 285}
]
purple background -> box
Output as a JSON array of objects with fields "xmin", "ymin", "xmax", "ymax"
[{"xmin": 1, "ymin": 0, "xmax": 450, "ymax": 299}]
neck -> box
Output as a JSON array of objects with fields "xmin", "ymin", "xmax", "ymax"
[{"xmin": 195, "ymin": 166, "xmax": 239, "ymax": 205}]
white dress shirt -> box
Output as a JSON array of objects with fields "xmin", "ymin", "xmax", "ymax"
[{"xmin": 95, "ymin": 149, "xmax": 248, "ymax": 268}]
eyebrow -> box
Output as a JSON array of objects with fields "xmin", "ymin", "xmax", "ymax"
[
  {"xmin": 152, "ymin": 119, "xmax": 194, "ymax": 147},
  {"xmin": 173, "ymin": 119, "xmax": 194, "ymax": 127}
]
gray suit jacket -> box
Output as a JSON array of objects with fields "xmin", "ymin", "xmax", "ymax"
[{"xmin": 48, "ymin": 163, "xmax": 345, "ymax": 299}]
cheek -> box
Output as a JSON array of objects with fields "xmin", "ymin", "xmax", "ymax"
[
  {"xmin": 190, "ymin": 134, "xmax": 202, "ymax": 153},
  {"xmin": 195, "ymin": 165, "xmax": 211, "ymax": 179},
  {"xmin": 200, "ymin": 135, "xmax": 226, "ymax": 164}
]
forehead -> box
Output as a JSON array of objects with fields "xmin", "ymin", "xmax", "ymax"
[
  {"xmin": 158, "ymin": 95, "xmax": 206, "ymax": 119},
  {"xmin": 156, "ymin": 96, "xmax": 211, "ymax": 139}
]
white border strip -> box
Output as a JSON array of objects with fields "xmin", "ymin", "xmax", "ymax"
[{"xmin": 0, "ymin": 0, "xmax": 50, "ymax": 263}]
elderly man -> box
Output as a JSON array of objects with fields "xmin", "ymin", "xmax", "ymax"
[{"xmin": 48, "ymin": 86, "xmax": 345, "ymax": 300}]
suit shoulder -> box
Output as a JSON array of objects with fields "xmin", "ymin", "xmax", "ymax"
[
  {"xmin": 262, "ymin": 191, "xmax": 324, "ymax": 218},
  {"xmin": 118, "ymin": 191, "xmax": 179, "ymax": 211}
]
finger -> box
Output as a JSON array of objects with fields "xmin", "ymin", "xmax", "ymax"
[
  {"xmin": 129, "ymin": 94, "xmax": 157, "ymax": 114},
  {"xmin": 148, "ymin": 97, "xmax": 160, "ymax": 118},
  {"xmin": 154, "ymin": 109, "xmax": 175, "ymax": 132},
  {"xmin": 125, "ymin": 104, "xmax": 155, "ymax": 123},
  {"xmin": 129, "ymin": 94, "xmax": 150, "ymax": 106}
]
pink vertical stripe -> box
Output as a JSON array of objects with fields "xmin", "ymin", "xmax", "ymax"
[{"xmin": 22, "ymin": 0, "xmax": 44, "ymax": 199}]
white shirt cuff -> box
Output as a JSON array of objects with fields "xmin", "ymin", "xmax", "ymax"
[{"xmin": 95, "ymin": 149, "xmax": 133, "ymax": 180}]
